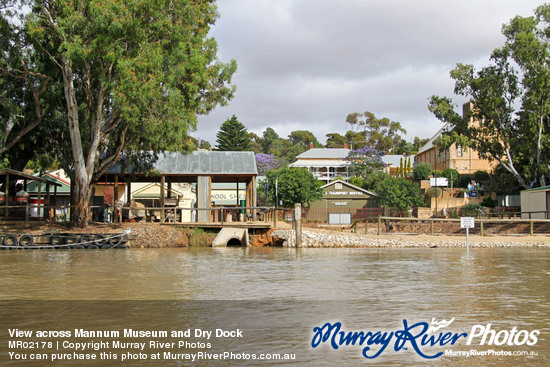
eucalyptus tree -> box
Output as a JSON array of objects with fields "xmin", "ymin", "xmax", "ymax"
[
  {"xmin": 24, "ymin": 0, "xmax": 236, "ymax": 227},
  {"xmin": 0, "ymin": 0, "xmax": 55, "ymax": 170},
  {"xmin": 429, "ymin": 4, "xmax": 550, "ymax": 189},
  {"xmin": 346, "ymin": 111, "xmax": 406, "ymax": 154}
]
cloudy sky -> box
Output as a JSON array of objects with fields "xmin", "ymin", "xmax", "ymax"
[{"xmin": 195, "ymin": 0, "xmax": 543, "ymax": 146}]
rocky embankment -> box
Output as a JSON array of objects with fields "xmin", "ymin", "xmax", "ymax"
[{"xmin": 271, "ymin": 229, "xmax": 550, "ymax": 248}]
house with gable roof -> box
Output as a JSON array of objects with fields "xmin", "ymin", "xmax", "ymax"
[
  {"xmin": 308, "ymin": 179, "xmax": 379, "ymax": 223},
  {"xmin": 289, "ymin": 148, "xmax": 351, "ymax": 183},
  {"xmin": 290, "ymin": 147, "xmax": 407, "ymax": 181}
]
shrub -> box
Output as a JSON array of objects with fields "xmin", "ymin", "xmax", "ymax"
[
  {"xmin": 473, "ymin": 170, "xmax": 491, "ymax": 182},
  {"xmin": 459, "ymin": 174, "xmax": 474, "ymax": 188},
  {"xmin": 459, "ymin": 203, "xmax": 483, "ymax": 217},
  {"xmin": 412, "ymin": 163, "xmax": 432, "ymax": 180},
  {"xmin": 362, "ymin": 171, "xmax": 392, "ymax": 192},
  {"xmin": 481, "ymin": 197, "xmax": 497, "ymax": 208},
  {"xmin": 448, "ymin": 208, "xmax": 459, "ymax": 219},
  {"xmin": 349, "ymin": 176, "xmax": 365, "ymax": 188},
  {"xmin": 376, "ymin": 177, "xmax": 425, "ymax": 210}
]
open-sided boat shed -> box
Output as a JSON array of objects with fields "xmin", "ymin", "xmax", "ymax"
[
  {"xmin": 0, "ymin": 168, "xmax": 62, "ymax": 221},
  {"xmin": 102, "ymin": 151, "xmax": 258, "ymax": 222}
]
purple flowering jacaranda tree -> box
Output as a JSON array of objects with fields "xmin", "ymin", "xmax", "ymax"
[{"xmin": 255, "ymin": 153, "xmax": 280, "ymax": 175}]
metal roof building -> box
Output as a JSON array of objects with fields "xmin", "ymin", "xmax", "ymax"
[
  {"xmin": 107, "ymin": 151, "xmax": 257, "ymax": 179},
  {"xmin": 102, "ymin": 151, "xmax": 258, "ymax": 222}
]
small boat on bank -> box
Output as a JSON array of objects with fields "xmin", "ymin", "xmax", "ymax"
[{"xmin": 0, "ymin": 231, "xmax": 130, "ymax": 250}]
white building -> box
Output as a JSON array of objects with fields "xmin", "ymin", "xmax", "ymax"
[{"xmin": 289, "ymin": 148, "xmax": 351, "ymax": 183}]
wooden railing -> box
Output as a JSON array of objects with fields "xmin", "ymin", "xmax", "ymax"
[{"xmin": 352, "ymin": 216, "xmax": 550, "ymax": 236}]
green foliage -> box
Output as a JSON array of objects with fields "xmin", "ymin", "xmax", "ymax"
[
  {"xmin": 412, "ymin": 163, "xmax": 432, "ymax": 180},
  {"xmin": 459, "ymin": 203, "xmax": 483, "ymax": 217},
  {"xmin": 266, "ymin": 167, "xmax": 322, "ymax": 207},
  {"xmin": 413, "ymin": 137, "xmax": 429, "ymax": 152},
  {"xmin": 216, "ymin": 115, "xmax": 251, "ymax": 151},
  {"xmin": 346, "ymin": 111, "xmax": 407, "ymax": 154},
  {"xmin": 459, "ymin": 174, "xmax": 474, "ymax": 188},
  {"xmin": 448, "ymin": 208, "xmax": 459, "ymax": 219},
  {"xmin": 198, "ymin": 140, "xmax": 212, "ymax": 150},
  {"xmin": 391, "ymin": 140, "xmax": 414, "ymax": 155},
  {"xmin": 185, "ymin": 228, "xmax": 217, "ymax": 247},
  {"xmin": 347, "ymin": 146, "xmax": 385, "ymax": 178},
  {"xmin": 481, "ymin": 197, "xmax": 497, "ymax": 208},
  {"xmin": 288, "ymin": 130, "xmax": 322, "ymax": 147},
  {"xmin": 473, "ymin": 170, "xmax": 491, "ymax": 182},
  {"xmin": 261, "ymin": 127, "xmax": 280, "ymax": 153},
  {"xmin": 0, "ymin": 1, "xmax": 58, "ymax": 170},
  {"xmin": 16, "ymin": 0, "xmax": 237, "ymax": 226},
  {"xmin": 344, "ymin": 130, "xmax": 367, "ymax": 149},
  {"xmin": 325, "ymin": 133, "xmax": 346, "ymax": 148},
  {"xmin": 490, "ymin": 163, "xmax": 522, "ymax": 194},
  {"xmin": 361, "ymin": 171, "xmax": 392, "ymax": 192},
  {"xmin": 376, "ymin": 177, "xmax": 425, "ymax": 210},
  {"xmin": 0, "ymin": 156, "xmax": 9, "ymax": 171},
  {"xmin": 348, "ymin": 176, "xmax": 365, "ymax": 188},
  {"xmin": 429, "ymin": 4, "xmax": 550, "ymax": 189},
  {"xmin": 442, "ymin": 168, "xmax": 460, "ymax": 187}
]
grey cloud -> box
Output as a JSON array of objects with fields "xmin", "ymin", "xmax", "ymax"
[{"xmin": 196, "ymin": 0, "xmax": 543, "ymax": 145}]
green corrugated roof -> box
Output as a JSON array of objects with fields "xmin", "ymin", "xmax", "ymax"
[
  {"xmin": 27, "ymin": 175, "xmax": 70, "ymax": 194},
  {"xmin": 525, "ymin": 185, "xmax": 550, "ymax": 192}
]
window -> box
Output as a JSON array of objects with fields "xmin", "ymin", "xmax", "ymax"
[
  {"xmin": 456, "ymin": 145, "xmax": 463, "ymax": 157},
  {"xmin": 335, "ymin": 183, "xmax": 343, "ymax": 190}
]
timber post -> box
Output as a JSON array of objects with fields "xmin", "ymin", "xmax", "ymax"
[
  {"xmin": 480, "ymin": 220, "xmax": 484, "ymax": 237},
  {"xmin": 294, "ymin": 203, "xmax": 302, "ymax": 247},
  {"xmin": 160, "ymin": 175, "xmax": 165, "ymax": 223}
]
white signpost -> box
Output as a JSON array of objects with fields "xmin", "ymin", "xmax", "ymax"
[{"xmin": 461, "ymin": 217, "xmax": 475, "ymax": 255}]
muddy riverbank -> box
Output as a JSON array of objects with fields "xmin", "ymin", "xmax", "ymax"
[{"xmin": 1, "ymin": 221, "xmax": 549, "ymax": 248}]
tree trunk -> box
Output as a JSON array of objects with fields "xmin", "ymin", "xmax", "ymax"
[
  {"xmin": 62, "ymin": 58, "xmax": 93, "ymax": 228},
  {"xmin": 72, "ymin": 174, "xmax": 91, "ymax": 228}
]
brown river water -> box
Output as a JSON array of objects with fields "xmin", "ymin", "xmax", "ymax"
[{"xmin": 0, "ymin": 247, "xmax": 548, "ymax": 366}]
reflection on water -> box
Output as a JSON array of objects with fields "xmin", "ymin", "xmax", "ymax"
[{"xmin": 0, "ymin": 247, "xmax": 548, "ymax": 365}]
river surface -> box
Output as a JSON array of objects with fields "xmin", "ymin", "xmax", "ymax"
[{"xmin": 0, "ymin": 247, "xmax": 548, "ymax": 366}]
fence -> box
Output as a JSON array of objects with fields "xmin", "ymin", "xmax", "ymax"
[
  {"xmin": 352, "ymin": 216, "xmax": 550, "ymax": 236},
  {"xmin": 0, "ymin": 202, "xmax": 280, "ymax": 226},
  {"xmin": 0, "ymin": 203, "xmax": 70, "ymax": 223},
  {"xmin": 304, "ymin": 207, "xmax": 382, "ymax": 223}
]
